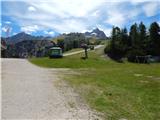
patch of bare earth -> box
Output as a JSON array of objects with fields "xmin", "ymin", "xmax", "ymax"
[{"xmin": 1, "ymin": 58, "xmax": 100, "ymax": 120}]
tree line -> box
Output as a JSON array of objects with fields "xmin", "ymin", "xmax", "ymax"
[
  {"xmin": 56, "ymin": 33, "xmax": 86, "ymax": 52},
  {"xmin": 104, "ymin": 22, "xmax": 160, "ymax": 62},
  {"xmin": 55, "ymin": 33, "xmax": 101, "ymax": 52}
]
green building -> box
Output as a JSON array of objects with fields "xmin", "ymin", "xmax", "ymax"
[{"xmin": 49, "ymin": 47, "xmax": 63, "ymax": 58}]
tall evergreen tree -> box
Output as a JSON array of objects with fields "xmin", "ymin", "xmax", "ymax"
[
  {"xmin": 129, "ymin": 23, "xmax": 139, "ymax": 48},
  {"xmin": 108, "ymin": 26, "xmax": 125, "ymax": 59},
  {"xmin": 149, "ymin": 22, "xmax": 160, "ymax": 55},
  {"xmin": 104, "ymin": 22, "xmax": 160, "ymax": 62},
  {"xmin": 138, "ymin": 22, "xmax": 147, "ymax": 54},
  {"xmin": 139, "ymin": 22, "xmax": 146, "ymax": 42},
  {"xmin": 121, "ymin": 27, "xmax": 129, "ymax": 48},
  {"xmin": 110, "ymin": 26, "xmax": 116, "ymax": 50}
]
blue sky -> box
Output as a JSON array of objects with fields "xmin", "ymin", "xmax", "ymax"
[{"xmin": 1, "ymin": 0, "xmax": 160, "ymax": 37}]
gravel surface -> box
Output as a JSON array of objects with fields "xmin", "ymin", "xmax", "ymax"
[
  {"xmin": 1, "ymin": 58, "xmax": 99, "ymax": 120},
  {"xmin": 63, "ymin": 45, "xmax": 104, "ymax": 56}
]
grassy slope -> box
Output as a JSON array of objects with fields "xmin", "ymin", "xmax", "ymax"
[
  {"xmin": 64, "ymin": 48, "xmax": 83, "ymax": 54},
  {"xmin": 29, "ymin": 49, "xmax": 160, "ymax": 120}
]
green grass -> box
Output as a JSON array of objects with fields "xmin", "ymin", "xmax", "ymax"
[
  {"xmin": 29, "ymin": 49, "xmax": 160, "ymax": 120},
  {"xmin": 29, "ymin": 49, "xmax": 110, "ymax": 68},
  {"xmin": 64, "ymin": 48, "xmax": 83, "ymax": 54}
]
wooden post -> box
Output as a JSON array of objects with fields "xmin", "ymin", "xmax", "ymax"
[
  {"xmin": 85, "ymin": 48, "xmax": 88, "ymax": 58},
  {"xmin": 81, "ymin": 43, "xmax": 88, "ymax": 59}
]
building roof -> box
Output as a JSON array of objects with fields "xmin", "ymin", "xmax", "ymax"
[{"xmin": 50, "ymin": 47, "xmax": 62, "ymax": 50}]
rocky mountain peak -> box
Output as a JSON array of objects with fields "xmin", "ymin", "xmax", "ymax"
[{"xmin": 84, "ymin": 28, "xmax": 107, "ymax": 39}]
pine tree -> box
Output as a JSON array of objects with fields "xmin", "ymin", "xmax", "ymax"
[
  {"xmin": 129, "ymin": 23, "xmax": 139, "ymax": 48},
  {"xmin": 149, "ymin": 22, "xmax": 160, "ymax": 55},
  {"xmin": 120, "ymin": 27, "xmax": 129, "ymax": 56},
  {"xmin": 110, "ymin": 26, "xmax": 116, "ymax": 50},
  {"xmin": 105, "ymin": 22, "xmax": 160, "ymax": 62},
  {"xmin": 138, "ymin": 22, "xmax": 147, "ymax": 55}
]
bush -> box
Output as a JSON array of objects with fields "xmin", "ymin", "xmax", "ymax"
[
  {"xmin": 104, "ymin": 45, "xmax": 110, "ymax": 54},
  {"xmin": 127, "ymin": 49, "xmax": 146, "ymax": 62},
  {"xmin": 105, "ymin": 47, "xmax": 124, "ymax": 60}
]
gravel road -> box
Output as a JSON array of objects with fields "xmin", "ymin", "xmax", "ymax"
[
  {"xmin": 63, "ymin": 45, "xmax": 104, "ymax": 56},
  {"xmin": 1, "ymin": 58, "xmax": 99, "ymax": 120}
]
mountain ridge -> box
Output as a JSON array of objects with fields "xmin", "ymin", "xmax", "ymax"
[
  {"xmin": 84, "ymin": 28, "xmax": 107, "ymax": 39},
  {"xmin": 2, "ymin": 28, "xmax": 107, "ymax": 45},
  {"xmin": 4, "ymin": 32, "xmax": 53, "ymax": 44}
]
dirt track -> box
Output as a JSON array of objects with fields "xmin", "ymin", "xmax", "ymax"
[
  {"xmin": 63, "ymin": 45, "xmax": 104, "ymax": 56},
  {"xmin": 1, "ymin": 58, "xmax": 99, "ymax": 119}
]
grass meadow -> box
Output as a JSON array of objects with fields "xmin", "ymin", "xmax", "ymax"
[{"xmin": 29, "ymin": 48, "xmax": 160, "ymax": 120}]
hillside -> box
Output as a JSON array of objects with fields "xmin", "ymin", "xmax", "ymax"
[
  {"xmin": 29, "ymin": 48, "xmax": 160, "ymax": 119},
  {"xmin": 4, "ymin": 32, "xmax": 53, "ymax": 44},
  {"xmin": 1, "ymin": 28, "xmax": 107, "ymax": 58}
]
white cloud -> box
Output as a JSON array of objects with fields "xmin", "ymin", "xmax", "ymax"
[
  {"xmin": 103, "ymin": 28, "xmax": 112, "ymax": 36},
  {"xmin": 47, "ymin": 31, "xmax": 54, "ymax": 35},
  {"xmin": 2, "ymin": 0, "xmax": 160, "ymax": 36},
  {"xmin": 5, "ymin": 21, "xmax": 11, "ymax": 24},
  {"xmin": 44, "ymin": 30, "xmax": 48, "ymax": 34},
  {"xmin": 52, "ymin": 19, "xmax": 87, "ymax": 33},
  {"xmin": 2, "ymin": 27, "xmax": 8, "ymax": 32},
  {"xmin": 142, "ymin": 2, "xmax": 159, "ymax": 17},
  {"xmin": 13, "ymin": 32, "xmax": 17, "ymax": 35},
  {"xmin": 44, "ymin": 30, "xmax": 55, "ymax": 36},
  {"xmin": 2, "ymin": 26, "xmax": 12, "ymax": 33},
  {"xmin": 30, "ymin": 0, "xmax": 106, "ymax": 17},
  {"xmin": 128, "ymin": 9, "xmax": 141, "ymax": 18},
  {"xmin": 97, "ymin": 24, "xmax": 112, "ymax": 36},
  {"xmin": 104, "ymin": 2, "xmax": 128, "ymax": 27},
  {"xmin": 21, "ymin": 25, "xmax": 39, "ymax": 34},
  {"xmin": 106, "ymin": 12, "xmax": 126, "ymax": 27},
  {"xmin": 104, "ymin": 2, "xmax": 144, "ymax": 27},
  {"xmin": 28, "ymin": 6, "xmax": 36, "ymax": 12},
  {"xmin": 2, "ymin": 0, "xmax": 158, "ymax": 2},
  {"xmin": 91, "ymin": 10, "xmax": 100, "ymax": 17},
  {"xmin": 2, "ymin": 26, "xmax": 12, "ymax": 37}
]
